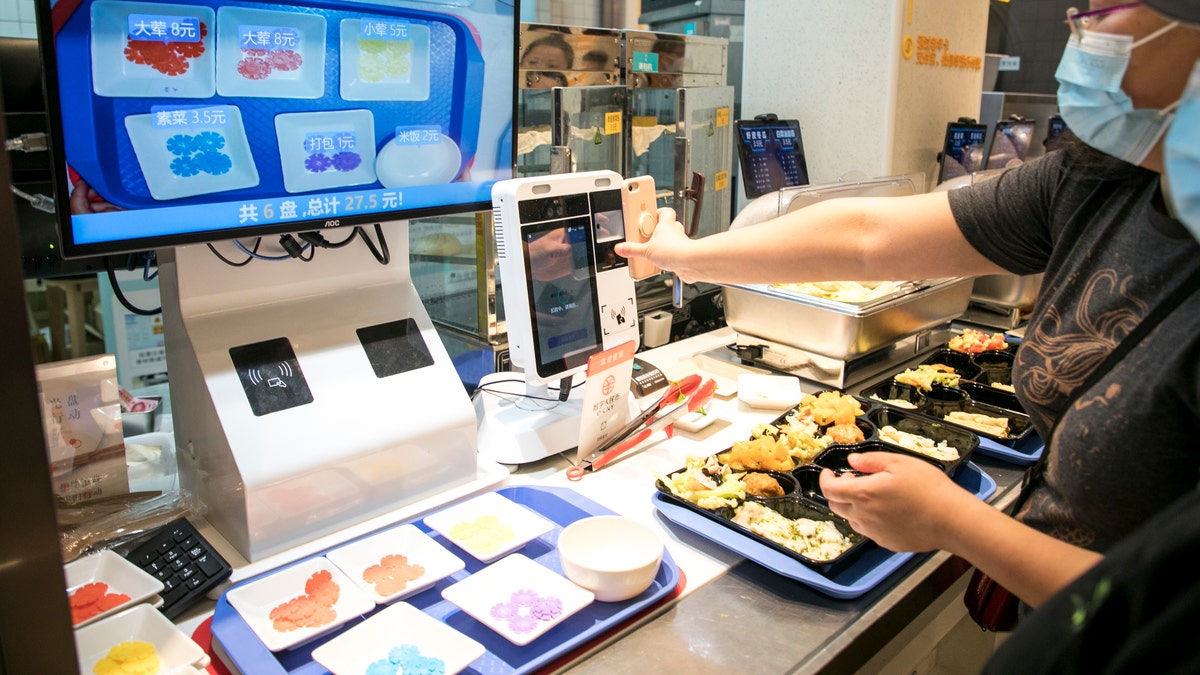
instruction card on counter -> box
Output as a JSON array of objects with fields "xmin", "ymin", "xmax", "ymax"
[{"xmin": 576, "ymin": 341, "xmax": 636, "ymax": 463}]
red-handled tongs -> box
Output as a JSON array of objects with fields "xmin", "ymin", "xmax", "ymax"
[{"xmin": 569, "ymin": 375, "xmax": 717, "ymax": 478}]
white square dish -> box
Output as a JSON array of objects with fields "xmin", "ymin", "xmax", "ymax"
[
  {"xmin": 325, "ymin": 524, "xmax": 466, "ymax": 604},
  {"xmin": 75, "ymin": 604, "xmax": 209, "ymax": 674},
  {"xmin": 311, "ymin": 602, "xmax": 484, "ymax": 675},
  {"xmin": 65, "ymin": 549, "xmax": 164, "ymax": 629},
  {"xmin": 737, "ymin": 374, "xmax": 804, "ymax": 410},
  {"xmin": 422, "ymin": 492, "xmax": 555, "ymax": 564},
  {"xmin": 124, "ymin": 105, "xmax": 259, "ymax": 201},
  {"xmin": 215, "ymin": 6, "xmax": 326, "ymax": 98},
  {"xmin": 440, "ymin": 554, "xmax": 594, "ymax": 646},
  {"xmin": 338, "ymin": 18, "xmax": 431, "ymax": 101},
  {"xmin": 274, "ymin": 109, "xmax": 378, "ymax": 193},
  {"xmin": 90, "ymin": 0, "xmax": 216, "ymax": 98},
  {"xmin": 224, "ymin": 557, "xmax": 374, "ymax": 652}
]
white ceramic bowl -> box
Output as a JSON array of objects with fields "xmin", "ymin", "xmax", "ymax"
[{"xmin": 556, "ymin": 516, "xmax": 664, "ymax": 603}]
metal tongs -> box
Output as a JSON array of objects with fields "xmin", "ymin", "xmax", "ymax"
[{"xmin": 569, "ymin": 374, "xmax": 717, "ymax": 478}]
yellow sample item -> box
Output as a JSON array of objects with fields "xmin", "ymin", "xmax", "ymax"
[
  {"xmin": 93, "ymin": 640, "xmax": 160, "ymax": 675},
  {"xmin": 449, "ymin": 515, "xmax": 515, "ymax": 554}
]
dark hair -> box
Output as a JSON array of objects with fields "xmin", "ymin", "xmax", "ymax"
[{"xmin": 520, "ymin": 35, "xmax": 574, "ymax": 69}]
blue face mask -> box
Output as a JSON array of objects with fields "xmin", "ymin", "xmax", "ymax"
[
  {"xmin": 1164, "ymin": 60, "xmax": 1200, "ymax": 236},
  {"xmin": 1055, "ymin": 23, "xmax": 1179, "ymax": 165}
]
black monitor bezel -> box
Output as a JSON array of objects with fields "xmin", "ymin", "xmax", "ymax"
[
  {"xmin": 936, "ymin": 121, "xmax": 989, "ymax": 184},
  {"xmin": 34, "ymin": 0, "xmax": 520, "ymax": 259}
]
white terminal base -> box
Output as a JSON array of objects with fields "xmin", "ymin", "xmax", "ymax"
[{"xmin": 474, "ymin": 372, "xmax": 584, "ymax": 465}]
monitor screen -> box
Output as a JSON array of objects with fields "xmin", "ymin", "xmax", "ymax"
[
  {"xmin": 735, "ymin": 118, "xmax": 809, "ymax": 199},
  {"xmin": 37, "ymin": 0, "xmax": 517, "ymax": 258},
  {"xmin": 985, "ymin": 120, "xmax": 1036, "ymax": 170},
  {"xmin": 1044, "ymin": 114, "xmax": 1068, "ymax": 153},
  {"xmin": 937, "ymin": 121, "xmax": 988, "ymax": 184}
]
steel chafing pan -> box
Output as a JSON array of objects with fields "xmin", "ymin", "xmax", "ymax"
[{"xmin": 723, "ymin": 278, "xmax": 974, "ymax": 360}]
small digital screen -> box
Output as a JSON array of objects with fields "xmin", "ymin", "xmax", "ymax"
[
  {"xmin": 1044, "ymin": 116, "xmax": 1069, "ymax": 153},
  {"xmin": 520, "ymin": 193, "xmax": 603, "ymax": 379},
  {"xmin": 735, "ymin": 119, "xmax": 810, "ymax": 199},
  {"xmin": 986, "ymin": 121, "xmax": 1036, "ymax": 170},
  {"xmin": 937, "ymin": 122, "xmax": 989, "ymax": 183}
]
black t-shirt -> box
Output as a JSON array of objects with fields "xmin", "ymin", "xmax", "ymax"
[
  {"xmin": 948, "ymin": 150, "xmax": 1200, "ymax": 551},
  {"xmin": 983, "ymin": 488, "xmax": 1200, "ymax": 675}
]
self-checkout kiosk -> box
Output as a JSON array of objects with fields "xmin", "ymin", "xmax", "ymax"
[
  {"xmin": 474, "ymin": 170, "xmax": 640, "ymax": 465},
  {"xmin": 160, "ymin": 227, "xmax": 485, "ymax": 562}
]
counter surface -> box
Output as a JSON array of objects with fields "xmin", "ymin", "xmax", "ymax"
[{"xmin": 175, "ymin": 327, "xmax": 1027, "ymax": 674}]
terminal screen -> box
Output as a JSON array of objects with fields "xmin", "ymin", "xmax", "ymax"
[{"xmin": 735, "ymin": 118, "xmax": 810, "ymax": 199}]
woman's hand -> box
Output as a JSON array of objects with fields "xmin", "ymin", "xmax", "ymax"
[
  {"xmin": 614, "ymin": 207, "xmax": 704, "ymax": 282},
  {"xmin": 819, "ymin": 451, "xmax": 976, "ymax": 553}
]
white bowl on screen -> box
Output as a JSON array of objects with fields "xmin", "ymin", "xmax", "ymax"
[{"xmin": 375, "ymin": 134, "xmax": 462, "ymax": 189}]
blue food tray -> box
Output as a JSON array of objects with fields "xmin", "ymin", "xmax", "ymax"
[
  {"xmin": 55, "ymin": 0, "xmax": 484, "ymax": 209},
  {"xmin": 977, "ymin": 433, "xmax": 1042, "ymax": 465},
  {"xmin": 651, "ymin": 461, "xmax": 996, "ymax": 600},
  {"xmin": 210, "ymin": 486, "xmax": 681, "ymax": 675}
]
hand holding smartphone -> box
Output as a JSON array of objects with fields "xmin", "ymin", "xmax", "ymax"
[{"xmin": 621, "ymin": 176, "xmax": 661, "ymax": 280}]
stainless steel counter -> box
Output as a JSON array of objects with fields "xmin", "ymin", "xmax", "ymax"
[{"xmin": 562, "ymin": 457, "xmax": 1024, "ymax": 675}]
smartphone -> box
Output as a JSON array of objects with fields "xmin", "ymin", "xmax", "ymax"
[{"xmin": 621, "ymin": 175, "xmax": 661, "ymax": 280}]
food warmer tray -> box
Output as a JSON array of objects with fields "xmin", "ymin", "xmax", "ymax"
[
  {"xmin": 652, "ymin": 462, "xmax": 996, "ymax": 599},
  {"xmin": 55, "ymin": 0, "xmax": 483, "ymax": 209},
  {"xmin": 210, "ymin": 486, "xmax": 682, "ymax": 675},
  {"xmin": 723, "ymin": 277, "xmax": 974, "ymax": 361}
]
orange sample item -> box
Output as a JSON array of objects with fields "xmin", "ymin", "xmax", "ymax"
[
  {"xmin": 268, "ymin": 570, "xmax": 341, "ymax": 632},
  {"xmin": 362, "ymin": 554, "xmax": 425, "ymax": 597},
  {"xmin": 70, "ymin": 582, "xmax": 132, "ymax": 625}
]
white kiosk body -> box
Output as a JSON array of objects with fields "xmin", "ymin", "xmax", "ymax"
[{"xmin": 160, "ymin": 225, "xmax": 478, "ymax": 561}]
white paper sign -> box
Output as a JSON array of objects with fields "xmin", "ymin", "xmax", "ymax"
[{"xmin": 575, "ymin": 341, "xmax": 635, "ymax": 463}]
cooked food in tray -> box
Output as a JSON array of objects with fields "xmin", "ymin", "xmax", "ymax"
[
  {"xmin": 945, "ymin": 411, "xmax": 1010, "ymax": 438},
  {"xmin": 947, "ymin": 328, "xmax": 1009, "ymax": 354},
  {"xmin": 731, "ymin": 502, "xmax": 854, "ymax": 561},
  {"xmin": 725, "ymin": 391, "xmax": 867, "ymax": 470},
  {"xmin": 771, "ymin": 280, "xmax": 905, "ymax": 304},
  {"xmin": 878, "ymin": 425, "xmax": 960, "ymax": 462},
  {"xmin": 895, "ymin": 363, "xmax": 961, "ymax": 391}
]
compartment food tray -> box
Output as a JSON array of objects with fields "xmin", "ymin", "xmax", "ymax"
[
  {"xmin": 210, "ymin": 486, "xmax": 681, "ymax": 675},
  {"xmin": 652, "ymin": 461, "xmax": 996, "ymax": 599}
]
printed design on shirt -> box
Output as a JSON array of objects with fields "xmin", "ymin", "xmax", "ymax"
[{"xmin": 1018, "ymin": 268, "xmax": 1147, "ymax": 430}]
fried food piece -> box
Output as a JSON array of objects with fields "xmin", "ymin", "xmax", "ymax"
[
  {"xmin": 744, "ymin": 472, "xmax": 785, "ymax": 497},
  {"xmin": 827, "ymin": 423, "xmax": 866, "ymax": 445},
  {"xmin": 721, "ymin": 435, "xmax": 795, "ymax": 472},
  {"xmin": 800, "ymin": 391, "xmax": 864, "ymax": 426}
]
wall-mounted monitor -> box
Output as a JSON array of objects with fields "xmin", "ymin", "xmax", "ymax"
[
  {"xmin": 735, "ymin": 117, "xmax": 809, "ymax": 199},
  {"xmin": 936, "ymin": 120, "xmax": 988, "ymax": 184},
  {"xmin": 37, "ymin": 0, "xmax": 517, "ymax": 258}
]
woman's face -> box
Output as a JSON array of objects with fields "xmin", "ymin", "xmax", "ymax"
[
  {"xmin": 1086, "ymin": 1, "xmax": 1200, "ymax": 109},
  {"xmin": 521, "ymin": 44, "xmax": 570, "ymax": 71}
]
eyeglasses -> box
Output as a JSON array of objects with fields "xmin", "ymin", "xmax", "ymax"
[{"xmin": 1065, "ymin": 2, "xmax": 1142, "ymax": 36}]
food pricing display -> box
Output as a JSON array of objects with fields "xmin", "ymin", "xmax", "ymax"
[{"xmin": 42, "ymin": 0, "xmax": 515, "ymax": 256}]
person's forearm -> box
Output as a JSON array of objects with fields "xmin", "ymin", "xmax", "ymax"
[
  {"xmin": 939, "ymin": 496, "xmax": 1103, "ymax": 608},
  {"xmin": 679, "ymin": 192, "xmax": 1007, "ymax": 285}
]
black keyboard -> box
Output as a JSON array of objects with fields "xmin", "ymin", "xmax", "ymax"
[{"xmin": 124, "ymin": 517, "xmax": 232, "ymax": 620}]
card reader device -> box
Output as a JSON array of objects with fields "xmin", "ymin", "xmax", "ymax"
[{"xmin": 476, "ymin": 170, "xmax": 640, "ymax": 464}]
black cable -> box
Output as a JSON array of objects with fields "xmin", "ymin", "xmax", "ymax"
[
  {"xmin": 557, "ymin": 374, "xmax": 573, "ymax": 402},
  {"xmin": 357, "ymin": 224, "xmax": 390, "ymax": 265},
  {"xmin": 105, "ymin": 256, "xmax": 161, "ymax": 316},
  {"xmin": 325, "ymin": 228, "xmax": 359, "ymax": 248},
  {"xmin": 471, "ymin": 376, "xmax": 586, "ymax": 403},
  {"xmin": 207, "ymin": 239, "xmax": 260, "ymax": 266}
]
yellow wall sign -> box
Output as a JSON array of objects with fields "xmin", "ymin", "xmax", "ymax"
[
  {"xmin": 901, "ymin": 34, "xmax": 982, "ymax": 70},
  {"xmin": 604, "ymin": 111, "xmax": 622, "ymax": 135},
  {"xmin": 716, "ymin": 107, "xmax": 730, "ymax": 128},
  {"xmin": 714, "ymin": 170, "xmax": 729, "ymax": 192}
]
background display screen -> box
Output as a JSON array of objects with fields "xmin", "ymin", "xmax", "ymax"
[
  {"xmin": 735, "ymin": 118, "xmax": 809, "ymax": 199},
  {"xmin": 937, "ymin": 122, "xmax": 988, "ymax": 183},
  {"xmin": 37, "ymin": 0, "xmax": 517, "ymax": 257}
]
